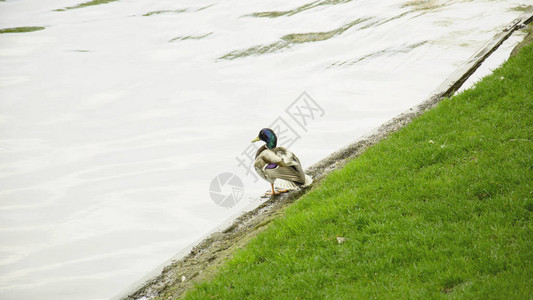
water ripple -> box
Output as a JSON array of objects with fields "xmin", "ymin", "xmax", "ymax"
[
  {"xmin": 218, "ymin": 17, "xmax": 372, "ymax": 60},
  {"xmin": 143, "ymin": 4, "xmax": 214, "ymax": 17},
  {"xmin": 327, "ymin": 41, "xmax": 429, "ymax": 69},
  {"xmin": 54, "ymin": 0, "xmax": 118, "ymax": 12},
  {"xmin": 143, "ymin": 9, "xmax": 188, "ymax": 17},
  {"xmin": 401, "ymin": 0, "xmax": 442, "ymax": 11},
  {"xmin": 169, "ymin": 32, "xmax": 213, "ymax": 42},
  {"xmin": 245, "ymin": 0, "xmax": 354, "ymax": 18},
  {"xmin": 0, "ymin": 27, "xmax": 45, "ymax": 34}
]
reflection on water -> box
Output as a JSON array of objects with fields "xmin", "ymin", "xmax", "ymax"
[
  {"xmin": 54, "ymin": 0, "xmax": 119, "ymax": 12},
  {"xmin": 402, "ymin": 0, "xmax": 443, "ymax": 11},
  {"xmin": 219, "ymin": 18, "xmax": 371, "ymax": 60},
  {"xmin": 170, "ymin": 33, "xmax": 213, "ymax": 42},
  {"xmin": 246, "ymin": 0, "xmax": 354, "ymax": 18},
  {"xmin": 509, "ymin": 4, "xmax": 532, "ymax": 11},
  {"xmin": 281, "ymin": 18, "xmax": 370, "ymax": 43},
  {"xmin": 143, "ymin": 5, "xmax": 214, "ymax": 17},
  {"xmin": 327, "ymin": 41, "xmax": 429, "ymax": 69},
  {"xmin": 143, "ymin": 9, "xmax": 188, "ymax": 17},
  {"xmin": 0, "ymin": 0, "xmax": 529, "ymax": 299},
  {"xmin": 0, "ymin": 27, "xmax": 45, "ymax": 34}
]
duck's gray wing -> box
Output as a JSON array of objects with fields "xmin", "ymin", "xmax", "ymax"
[
  {"xmin": 256, "ymin": 147, "xmax": 306, "ymax": 184},
  {"xmin": 264, "ymin": 165, "xmax": 305, "ymax": 184},
  {"xmin": 271, "ymin": 147, "xmax": 306, "ymax": 183},
  {"xmin": 271, "ymin": 147, "xmax": 302, "ymax": 166}
]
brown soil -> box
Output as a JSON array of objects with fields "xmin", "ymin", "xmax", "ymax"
[{"xmin": 510, "ymin": 23, "xmax": 533, "ymax": 57}]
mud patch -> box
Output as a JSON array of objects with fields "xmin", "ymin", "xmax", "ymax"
[{"xmin": 510, "ymin": 23, "xmax": 533, "ymax": 57}]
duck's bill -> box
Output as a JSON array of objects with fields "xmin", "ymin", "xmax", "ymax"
[{"xmin": 251, "ymin": 137, "xmax": 260, "ymax": 143}]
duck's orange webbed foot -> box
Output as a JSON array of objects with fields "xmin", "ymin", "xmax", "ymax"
[{"xmin": 265, "ymin": 184, "xmax": 288, "ymax": 195}]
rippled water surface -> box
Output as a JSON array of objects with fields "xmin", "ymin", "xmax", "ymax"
[{"xmin": 0, "ymin": 0, "xmax": 530, "ymax": 299}]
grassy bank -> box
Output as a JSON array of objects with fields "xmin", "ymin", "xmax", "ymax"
[{"xmin": 181, "ymin": 44, "xmax": 533, "ymax": 299}]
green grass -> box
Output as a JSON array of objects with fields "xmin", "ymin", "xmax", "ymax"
[
  {"xmin": 54, "ymin": 0, "xmax": 118, "ymax": 11},
  {"xmin": 0, "ymin": 26, "xmax": 45, "ymax": 34},
  {"xmin": 183, "ymin": 44, "xmax": 533, "ymax": 299}
]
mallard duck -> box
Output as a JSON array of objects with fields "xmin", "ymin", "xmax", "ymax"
[{"xmin": 251, "ymin": 128, "xmax": 313, "ymax": 195}]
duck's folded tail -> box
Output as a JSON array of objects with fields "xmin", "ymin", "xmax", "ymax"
[
  {"xmin": 274, "ymin": 174, "xmax": 313, "ymax": 191},
  {"xmin": 303, "ymin": 174, "xmax": 313, "ymax": 187}
]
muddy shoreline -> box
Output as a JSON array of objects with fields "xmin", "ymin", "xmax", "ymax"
[{"xmin": 119, "ymin": 10, "xmax": 533, "ymax": 300}]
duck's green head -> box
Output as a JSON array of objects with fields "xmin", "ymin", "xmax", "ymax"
[{"xmin": 251, "ymin": 128, "xmax": 277, "ymax": 149}]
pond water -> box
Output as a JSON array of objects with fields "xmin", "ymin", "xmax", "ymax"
[{"xmin": 0, "ymin": 0, "xmax": 529, "ymax": 299}]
